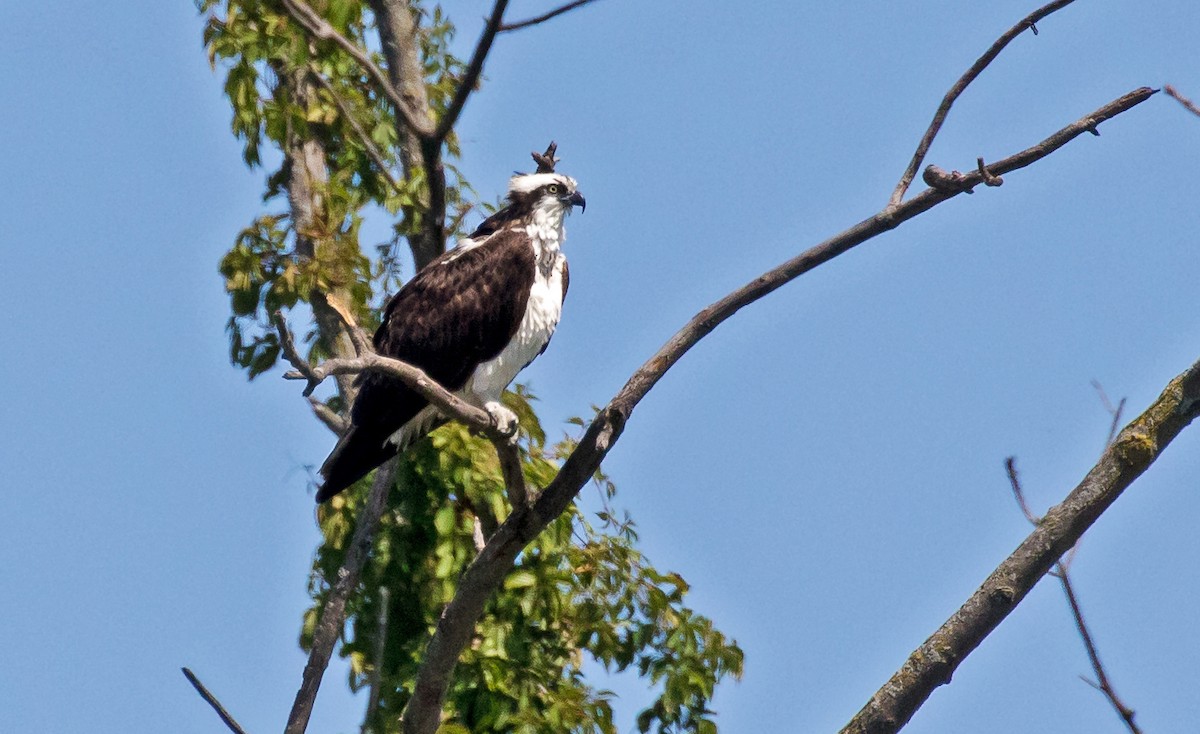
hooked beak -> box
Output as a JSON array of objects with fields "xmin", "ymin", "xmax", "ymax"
[{"xmin": 568, "ymin": 190, "xmax": 586, "ymax": 212}]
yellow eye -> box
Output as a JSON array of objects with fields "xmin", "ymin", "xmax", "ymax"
[{"xmin": 547, "ymin": 184, "xmax": 560, "ymax": 194}]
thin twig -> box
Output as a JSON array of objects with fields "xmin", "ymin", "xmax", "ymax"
[
  {"xmin": 308, "ymin": 69, "xmax": 402, "ymax": 192},
  {"xmin": 181, "ymin": 667, "xmax": 249, "ymax": 734},
  {"xmin": 498, "ymin": 0, "xmax": 600, "ymax": 33},
  {"xmin": 1058, "ymin": 572, "xmax": 1143, "ymax": 733},
  {"xmin": 285, "ymin": 460, "xmax": 397, "ymax": 734},
  {"xmin": 279, "ymin": 0, "xmax": 432, "ymax": 138},
  {"xmin": 1004, "ymin": 457, "xmax": 1040, "ymax": 524},
  {"xmin": 887, "ymin": 0, "xmax": 1079, "ymax": 209},
  {"xmin": 397, "ymin": 89, "xmax": 1158, "ymax": 734},
  {"xmin": 1165, "ymin": 84, "xmax": 1200, "ymax": 119}
]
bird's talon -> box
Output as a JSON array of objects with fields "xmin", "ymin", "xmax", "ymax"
[{"xmin": 484, "ymin": 403, "xmax": 520, "ymax": 441}]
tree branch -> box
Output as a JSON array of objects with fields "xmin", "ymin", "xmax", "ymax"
[
  {"xmin": 887, "ymin": 0, "xmax": 1079, "ymax": 209},
  {"xmin": 1165, "ymin": 84, "xmax": 1200, "ymax": 119},
  {"xmin": 368, "ymin": 0, "xmax": 444, "ymax": 270},
  {"xmin": 308, "ymin": 396, "xmax": 348, "ymax": 434},
  {"xmin": 497, "ymin": 0, "xmax": 600, "ymax": 33},
  {"xmin": 1059, "ymin": 571, "xmax": 1142, "ymax": 733},
  {"xmin": 841, "ymin": 360, "xmax": 1200, "ymax": 734},
  {"xmin": 308, "ymin": 69, "xmax": 401, "ymax": 192},
  {"xmin": 279, "ymin": 0, "xmax": 432, "ymax": 138},
  {"xmin": 181, "ymin": 667, "xmax": 249, "ymax": 734},
  {"xmin": 396, "ymin": 87, "xmax": 1157, "ymax": 734},
  {"xmin": 286, "ymin": 459, "xmax": 397, "ymax": 734},
  {"xmin": 433, "ymin": 0, "xmax": 509, "ymax": 143}
]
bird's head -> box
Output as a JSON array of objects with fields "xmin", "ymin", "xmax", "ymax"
[{"xmin": 507, "ymin": 172, "xmax": 586, "ymax": 217}]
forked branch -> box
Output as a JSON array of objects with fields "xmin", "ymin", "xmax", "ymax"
[
  {"xmin": 498, "ymin": 0, "xmax": 602, "ymax": 33},
  {"xmin": 888, "ymin": 0, "xmax": 1080, "ymax": 208},
  {"xmin": 841, "ymin": 364, "xmax": 1200, "ymax": 734},
  {"xmin": 397, "ymin": 88, "xmax": 1158, "ymax": 734}
]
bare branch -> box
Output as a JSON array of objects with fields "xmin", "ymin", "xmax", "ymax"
[
  {"xmin": 1165, "ymin": 84, "xmax": 1200, "ymax": 119},
  {"xmin": 286, "ymin": 459, "xmax": 397, "ymax": 734},
  {"xmin": 1092, "ymin": 380, "xmax": 1127, "ymax": 449},
  {"xmin": 279, "ymin": 0, "xmax": 432, "ymax": 138},
  {"xmin": 531, "ymin": 141, "xmax": 559, "ymax": 173},
  {"xmin": 308, "ymin": 69, "xmax": 402, "ymax": 193},
  {"xmin": 1058, "ymin": 571, "xmax": 1143, "ymax": 733},
  {"xmin": 888, "ymin": 0, "xmax": 1079, "ymax": 208},
  {"xmin": 1004, "ymin": 457, "xmax": 1040, "ymax": 524},
  {"xmin": 498, "ymin": 0, "xmax": 601, "ymax": 33},
  {"xmin": 1006, "ymin": 452, "xmax": 1140, "ymax": 732},
  {"xmin": 181, "ymin": 667, "xmax": 249, "ymax": 734},
  {"xmin": 841, "ymin": 361, "xmax": 1200, "ymax": 734},
  {"xmin": 397, "ymin": 89, "xmax": 1157, "ymax": 734},
  {"xmin": 433, "ymin": 0, "xmax": 509, "ymax": 143}
]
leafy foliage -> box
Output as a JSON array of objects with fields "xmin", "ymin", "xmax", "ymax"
[
  {"xmin": 310, "ymin": 395, "xmax": 742, "ymax": 733},
  {"xmin": 202, "ymin": 1, "xmax": 743, "ymax": 731}
]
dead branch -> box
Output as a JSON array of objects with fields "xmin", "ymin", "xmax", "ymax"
[
  {"xmin": 1006, "ymin": 455, "xmax": 1140, "ymax": 732},
  {"xmin": 1059, "ymin": 571, "xmax": 1142, "ymax": 733},
  {"xmin": 888, "ymin": 0, "xmax": 1079, "ymax": 209},
  {"xmin": 498, "ymin": 0, "xmax": 601, "ymax": 33},
  {"xmin": 396, "ymin": 88, "xmax": 1158, "ymax": 734},
  {"xmin": 531, "ymin": 141, "xmax": 559, "ymax": 173},
  {"xmin": 434, "ymin": 0, "xmax": 510, "ymax": 144},
  {"xmin": 1165, "ymin": 84, "xmax": 1200, "ymax": 119},
  {"xmin": 842, "ymin": 363, "xmax": 1200, "ymax": 734},
  {"xmin": 181, "ymin": 667, "xmax": 248, "ymax": 734}
]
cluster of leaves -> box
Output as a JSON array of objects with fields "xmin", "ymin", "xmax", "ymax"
[
  {"xmin": 203, "ymin": 1, "xmax": 744, "ymax": 731},
  {"xmin": 309, "ymin": 391, "xmax": 743, "ymax": 733}
]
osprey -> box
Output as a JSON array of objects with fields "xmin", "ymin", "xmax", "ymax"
[{"xmin": 316, "ymin": 171, "xmax": 586, "ymax": 502}]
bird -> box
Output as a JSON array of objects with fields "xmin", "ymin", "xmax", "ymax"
[{"xmin": 315, "ymin": 169, "xmax": 586, "ymax": 502}]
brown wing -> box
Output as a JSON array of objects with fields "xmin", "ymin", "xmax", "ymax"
[{"xmin": 317, "ymin": 227, "xmax": 535, "ymax": 500}]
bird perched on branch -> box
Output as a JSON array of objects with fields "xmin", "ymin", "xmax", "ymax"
[{"xmin": 316, "ymin": 149, "xmax": 586, "ymax": 502}]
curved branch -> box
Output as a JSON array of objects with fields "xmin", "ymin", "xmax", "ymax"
[
  {"xmin": 498, "ymin": 0, "xmax": 601, "ymax": 33},
  {"xmin": 888, "ymin": 0, "xmax": 1079, "ymax": 208},
  {"xmin": 840, "ymin": 360, "xmax": 1200, "ymax": 733},
  {"xmin": 433, "ymin": 0, "xmax": 509, "ymax": 143},
  {"xmin": 396, "ymin": 87, "xmax": 1156, "ymax": 734}
]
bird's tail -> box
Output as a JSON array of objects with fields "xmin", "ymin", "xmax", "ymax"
[{"xmin": 316, "ymin": 426, "xmax": 396, "ymax": 503}]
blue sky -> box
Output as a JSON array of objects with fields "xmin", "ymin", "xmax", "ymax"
[{"xmin": 2, "ymin": 1, "xmax": 1199, "ymax": 732}]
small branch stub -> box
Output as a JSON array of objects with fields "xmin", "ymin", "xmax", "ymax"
[
  {"xmin": 531, "ymin": 141, "xmax": 559, "ymax": 173},
  {"xmin": 977, "ymin": 157, "xmax": 1003, "ymax": 187}
]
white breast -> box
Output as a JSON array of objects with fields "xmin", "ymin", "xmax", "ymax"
[{"xmin": 467, "ymin": 252, "xmax": 566, "ymax": 403}]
